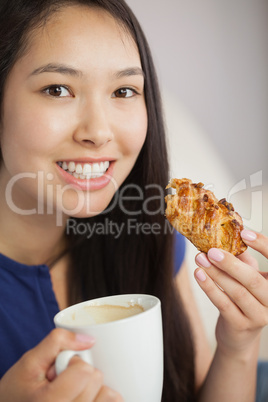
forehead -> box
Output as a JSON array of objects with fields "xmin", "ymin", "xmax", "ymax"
[{"xmin": 20, "ymin": 5, "xmax": 141, "ymax": 71}]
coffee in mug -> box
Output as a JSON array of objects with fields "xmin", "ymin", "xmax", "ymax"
[{"xmin": 63, "ymin": 303, "xmax": 145, "ymax": 326}]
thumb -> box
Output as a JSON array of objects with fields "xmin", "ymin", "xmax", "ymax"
[{"xmin": 29, "ymin": 328, "xmax": 95, "ymax": 372}]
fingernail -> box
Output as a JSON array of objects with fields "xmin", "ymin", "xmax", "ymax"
[
  {"xmin": 241, "ymin": 229, "xmax": 257, "ymax": 241},
  {"xmin": 195, "ymin": 269, "xmax": 207, "ymax": 282},
  {"xmin": 75, "ymin": 333, "xmax": 95, "ymax": 344},
  {"xmin": 196, "ymin": 253, "xmax": 211, "ymax": 268},
  {"xmin": 208, "ymin": 248, "xmax": 224, "ymax": 262}
]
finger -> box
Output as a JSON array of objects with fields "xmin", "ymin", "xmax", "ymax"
[
  {"xmin": 47, "ymin": 356, "xmax": 104, "ymax": 401},
  {"xmin": 46, "ymin": 364, "xmax": 57, "ymax": 382},
  {"xmin": 241, "ymin": 230, "xmax": 268, "ymax": 259},
  {"xmin": 30, "ymin": 329, "xmax": 95, "ymax": 372},
  {"xmin": 194, "ymin": 268, "xmax": 244, "ymax": 325},
  {"xmin": 95, "ymin": 385, "xmax": 124, "ymax": 402},
  {"xmin": 204, "ymin": 249, "xmax": 268, "ymax": 307},
  {"xmin": 197, "ymin": 258, "xmax": 266, "ymax": 321},
  {"xmin": 237, "ymin": 249, "xmax": 259, "ymax": 271}
]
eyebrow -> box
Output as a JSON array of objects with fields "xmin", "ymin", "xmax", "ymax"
[
  {"xmin": 30, "ymin": 63, "xmax": 83, "ymax": 78},
  {"xmin": 114, "ymin": 67, "xmax": 145, "ymax": 79},
  {"xmin": 30, "ymin": 63, "xmax": 145, "ymax": 79}
]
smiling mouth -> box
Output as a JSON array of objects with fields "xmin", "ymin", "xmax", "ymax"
[{"xmin": 57, "ymin": 160, "xmax": 110, "ymax": 180}]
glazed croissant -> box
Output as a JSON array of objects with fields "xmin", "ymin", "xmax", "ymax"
[{"xmin": 165, "ymin": 178, "xmax": 247, "ymax": 256}]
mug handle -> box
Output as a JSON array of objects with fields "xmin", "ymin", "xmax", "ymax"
[{"xmin": 55, "ymin": 349, "xmax": 93, "ymax": 375}]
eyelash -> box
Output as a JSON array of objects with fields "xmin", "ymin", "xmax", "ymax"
[
  {"xmin": 112, "ymin": 87, "xmax": 140, "ymax": 98},
  {"xmin": 42, "ymin": 85, "xmax": 73, "ymax": 98},
  {"xmin": 41, "ymin": 85, "xmax": 140, "ymax": 99}
]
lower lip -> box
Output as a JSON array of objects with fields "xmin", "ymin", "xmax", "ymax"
[{"xmin": 56, "ymin": 162, "xmax": 115, "ymax": 191}]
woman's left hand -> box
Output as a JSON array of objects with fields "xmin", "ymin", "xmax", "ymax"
[{"xmin": 194, "ymin": 229, "xmax": 268, "ymax": 358}]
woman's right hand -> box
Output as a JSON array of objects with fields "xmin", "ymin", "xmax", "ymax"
[{"xmin": 0, "ymin": 328, "xmax": 123, "ymax": 401}]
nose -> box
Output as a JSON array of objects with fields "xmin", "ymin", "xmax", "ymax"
[{"xmin": 73, "ymin": 99, "xmax": 113, "ymax": 148}]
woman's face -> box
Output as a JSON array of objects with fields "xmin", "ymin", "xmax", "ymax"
[{"xmin": 0, "ymin": 5, "xmax": 147, "ymax": 221}]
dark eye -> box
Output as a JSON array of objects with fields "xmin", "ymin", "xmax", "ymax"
[
  {"xmin": 112, "ymin": 88, "xmax": 137, "ymax": 98},
  {"xmin": 43, "ymin": 85, "xmax": 73, "ymax": 97}
]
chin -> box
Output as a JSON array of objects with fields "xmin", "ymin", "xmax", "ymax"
[{"xmin": 61, "ymin": 195, "xmax": 116, "ymax": 219}]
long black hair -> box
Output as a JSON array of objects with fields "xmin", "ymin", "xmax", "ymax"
[{"xmin": 0, "ymin": 0, "xmax": 196, "ymax": 400}]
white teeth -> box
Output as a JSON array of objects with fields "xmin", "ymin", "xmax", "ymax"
[
  {"xmin": 68, "ymin": 162, "xmax": 76, "ymax": 172},
  {"xmin": 59, "ymin": 160, "xmax": 110, "ymax": 180},
  {"xmin": 75, "ymin": 164, "xmax": 83, "ymax": 174},
  {"xmin": 92, "ymin": 163, "xmax": 100, "ymax": 174},
  {"xmin": 83, "ymin": 164, "xmax": 91, "ymax": 175}
]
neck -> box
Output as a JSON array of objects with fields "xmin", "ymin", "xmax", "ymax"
[{"xmin": 0, "ymin": 198, "xmax": 69, "ymax": 267}]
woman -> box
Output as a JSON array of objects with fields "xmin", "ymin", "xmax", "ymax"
[{"xmin": 0, "ymin": 0, "xmax": 267, "ymax": 400}]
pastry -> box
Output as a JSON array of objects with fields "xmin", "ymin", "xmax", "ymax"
[{"xmin": 165, "ymin": 178, "xmax": 247, "ymax": 256}]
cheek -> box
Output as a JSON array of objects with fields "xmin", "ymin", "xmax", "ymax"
[
  {"xmin": 1, "ymin": 99, "xmax": 71, "ymax": 159},
  {"xmin": 3, "ymin": 71, "xmax": 68, "ymax": 148},
  {"xmin": 121, "ymin": 105, "xmax": 147, "ymax": 155}
]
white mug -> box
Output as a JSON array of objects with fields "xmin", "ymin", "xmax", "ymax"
[{"xmin": 54, "ymin": 294, "xmax": 163, "ymax": 402}]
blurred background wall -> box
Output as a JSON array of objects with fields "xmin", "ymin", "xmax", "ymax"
[
  {"xmin": 126, "ymin": 0, "xmax": 268, "ymax": 356},
  {"xmin": 127, "ymin": 0, "xmax": 268, "ymax": 183}
]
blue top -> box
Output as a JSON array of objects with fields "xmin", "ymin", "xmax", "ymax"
[
  {"xmin": 0, "ymin": 254, "xmax": 59, "ymax": 377},
  {"xmin": 0, "ymin": 233, "xmax": 185, "ymax": 378},
  {"xmin": 174, "ymin": 231, "xmax": 186, "ymax": 275}
]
